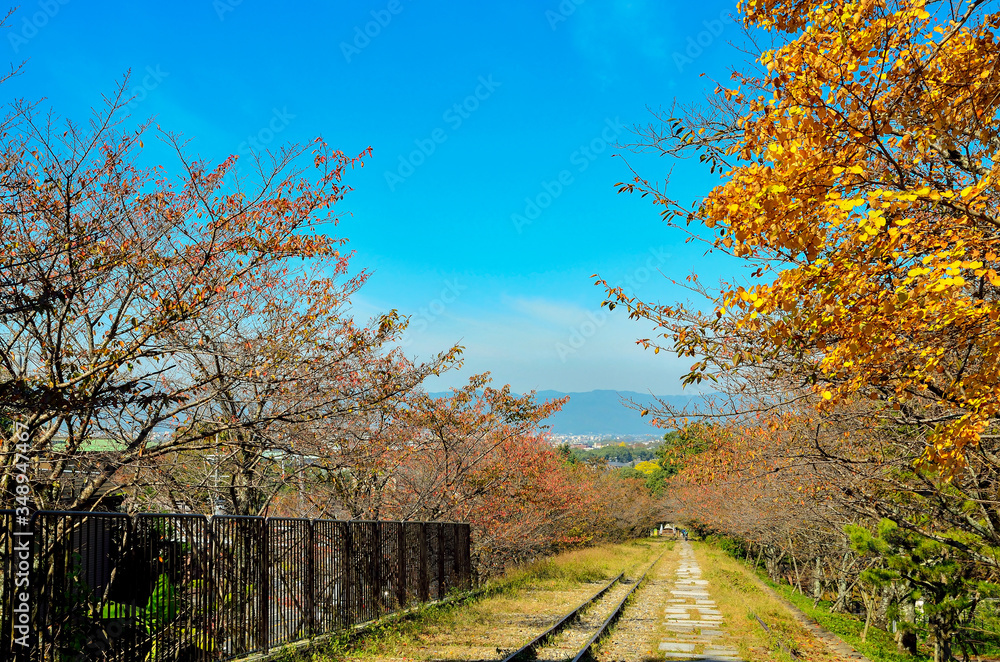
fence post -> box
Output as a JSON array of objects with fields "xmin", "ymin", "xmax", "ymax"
[
  {"xmin": 457, "ymin": 523, "xmax": 465, "ymax": 589},
  {"xmin": 418, "ymin": 523, "xmax": 429, "ymax": 602},
  {"xmin": 397, "ymin": 523, "xmax": 407, "ymax": 608},
  {"xmin": 125, "ymin": 514, "xmax": 139, "ymax": 659},
  {"xmin": 456, "ymin": 523, "xmax": 465, "ymax": 589},
  {"xmin": 207, "ymin": 516, "xmax": 217, "ymax": 661},
  {"xmin": 451, "ymin": 523, "xmax": 459, "ymax": 589},
  {"xmin": 437, "ymin": 524, "xmax": 445, "ymax": 599},
  {"xmin": 341, "ymin": 521, "xmax": 353, "ymax": 628},
  {"xmin": 464, "ymin": 523, "xmax": 472, "ymax": 589},
  {"xmin": 372, "ymin": 523, "xmax": 383, "ymax": 616},
  {"xmin": 260, "ymin": 518, "xmax": 270, "ymax": 653},
  {"xmin": 1, "ymin": 512, "xmax": 12, "ymax": 662},
  {"xmin": 306, "ymin": 519, "xmax": 315, "ymax": 637}
]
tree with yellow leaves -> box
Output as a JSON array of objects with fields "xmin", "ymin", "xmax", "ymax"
[
  {"xmin": 601, "ymin": 5, "xmax": 1000, "ymax": 656},
  {"xmin": 602, "ymin": 0, "xmax": 1000, "ymax": 476}
]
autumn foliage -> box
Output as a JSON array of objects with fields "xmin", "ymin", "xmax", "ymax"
[
  {"xmin": 0, "ymin": 75, "xmax": 661, "ymax": 578},
  {"xmin": 604, "ymin": 0, "xmax": 1000, "ymax": 474},
  {"xmin": 600, "ymin": 1, "xmax": 1000, "ymax": 659}
]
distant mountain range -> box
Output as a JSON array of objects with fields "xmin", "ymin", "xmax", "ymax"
[
  {"xmin": 429, "ymin": 389, "xmax": 708, "ymax": 435},
  {"xmin": 535, "ymin": 390, "xmax": 708, "ymax": 435}
]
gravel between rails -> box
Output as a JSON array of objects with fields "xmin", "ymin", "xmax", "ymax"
[
  {"xmin": 532, "ymin": 580, "xmax": 638, "ymax": 661},
  {"xmin": 461, "ymin": 584, "xmax": 616, "ymax": 661},
  {"xmin": 378, "ymin": 582, "xmax": 617, "ymax": 662},
  {"xmin": 596, "ymin": 544, "xmax": 678, "ymax": 662},
  {"xmin": 339, "ymin": 542, "xmax": 671, "ymax": 662}
]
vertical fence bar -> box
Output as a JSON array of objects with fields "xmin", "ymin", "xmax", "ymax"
[
  {"xmin": 0, "ymin": 510, "xmax": 13, "ymax": 662},
  {"xmin": 36, "ymin": 514, "xmax": 49, "ymax": 662},
  {"xmin": 461, "ymin": 523, "xmax": 468, "ymax": 589},
  {"xmin": 196, "ymin": 514, "xmax": 210, "ymax": 662},
  {"xmin": 207, "ymin": 515, "xmax": 217, "ymax": 662},
  {"xmin": 2, "ymin": 512, "xmax": 467, "ymax": 662},
  {"xmin": 306, "ymin": 520, "xmax": 315, "ymax": 637},
  {"xmin": 437, "ymin": 524, "xmax": 445, "ymax": 599},
  {"xmin": 340, "ymin": 522, "xmax": 353, "ymax": 628},
  {"xmin": 323, "ymin": 522, "xmax": 333, "ymax": 632},
  {"xmin": 455, "ymin": 523, "xmax": 465, "ymax": 589},
  {"xmin": 37, "ymin": 514, "xmax": 48, "ymax": 662},
  {"xmin": 355, "ymin": 523, "xmax": 365, "ymax": 624},
  {"xmin": 455, "ymin": 523, "xmax": 462, "ymax": 588},
  {"xmin": 449, "ymin": 523, "xmax": 457, "ymax": 589},
  {"xmin": 358, "ymin": 523, "xmax": 368, "ymax": 623},
  {"xmin": 260, "ymin": 519, "xmax": 269, "ymax": 653},
  {"xmin": 372, "ymin": 523, "xmax": 382, "ymax": 617},
  {"xmin": 418, "ymin": 523, "xmax": 429, "ymax": 602},
  {"xmin": 464, "ymin": 523, "xmax": 472, "ymax": 589},
  {"xmin": 369, "ymin": 522, "xmax": 377, "ymax": 621},
  {"xmin": 396, "ymin": 523, "xmax": 406, "ymax": 608}
]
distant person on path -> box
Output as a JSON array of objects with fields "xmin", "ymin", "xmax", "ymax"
[{"xmin": 682, "ymin": 529, "xmax": 688, "ymax": 541}]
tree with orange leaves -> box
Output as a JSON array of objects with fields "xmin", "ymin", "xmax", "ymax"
[
  {"xmin": 0, "ymin": 81, "xmax": 417, "ymax": 511},
  {"xmin": 124, "ymin": 290, "xmax": 456, "ymax": 517},
  {"xmin": 283, "ymin": 374, "xmax": 661, "ymax": 574}
]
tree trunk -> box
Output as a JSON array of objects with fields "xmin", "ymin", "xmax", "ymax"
[
  {"xmin": 831, "ymin": 551, "xmax": 853, "ymax": 612},
  {"xmin": 876, "ymin": 584, "xmax": 893, "ymax": 629},
  {"xmin": 895, "ymin": 598, "xmax": 917, "ymax": 655},
  {"xmin": 789, "ymin": 543, "xmax": 803, "ymax": 594},
  {"xmin": 928, "ymin": 615, "xmax": 954, "ymax": 662},
  {"xmin": 933, "ymin": 636, "xmax": 951, "ymax": 662},
  {"xmin": 833, "ymin": 575, "xmax": 849, "ymax": 612},
  {"xmin": 765, "ymin": 547, "xmax": 786, "ymax": 582},
  {"xmin": 861, "ymin": 588, "xmax": 874, "ymax": 643},
  {"xmin": 812, "ymin": 557, "xmax": 823, "ymax": 605}
]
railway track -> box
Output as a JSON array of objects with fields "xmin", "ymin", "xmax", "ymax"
[{"xmin": 499, "ymin": 554, "xmax": 664, "ymax": 662}]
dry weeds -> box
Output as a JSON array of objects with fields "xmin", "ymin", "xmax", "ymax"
[
  {"xmin": 309, "ymin": 539, "xmax": 665, "ymax": 662},
  {"xmin": 689, "ymin": 541, "xmax": 857, "ymax": 662}
]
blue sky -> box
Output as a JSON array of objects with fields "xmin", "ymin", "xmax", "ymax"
[{"xmin": 4, "ymin": 0, "xmax": 742, "ymax": 395}]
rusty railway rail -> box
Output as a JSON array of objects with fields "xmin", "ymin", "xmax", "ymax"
[
  {"xmin": 499, "ymin": 572, "xmax": 624, "ymax": 662},
  {"xmin": 501, "ymin": 552, "xmax": 665, "ymax": 662},
  {"xmin": 570, "ymin": 554, "xmax": 662, "ymax": 661}
]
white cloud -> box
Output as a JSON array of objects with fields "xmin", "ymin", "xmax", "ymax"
[
  {"xmin": 397, "ymin": 295, "xmax": 691, "ymax": 394},
  {"xmin": 348, "ymin": 266, "xmax": 699, "ymax": 395}
]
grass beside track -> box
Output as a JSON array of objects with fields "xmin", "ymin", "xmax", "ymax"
[
  {"xmin": 280, "ymin": 539, "xmax": 665, "ymax": 661},
  {"xmin": 763, "ymin": 580, "xmax": 927, "ymax": 662},
  {"xmin": 718, "ymin": 540, "xmax": 1000, "ymax": 662},
  {"xmin": 688, "ymin": 542, "xmax": 851, "ymax": 662}
]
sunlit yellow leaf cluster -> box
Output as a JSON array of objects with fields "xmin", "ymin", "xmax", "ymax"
[{"xmin": 703, "ymin": 0, "xmax": 1000, "ymax": 473}]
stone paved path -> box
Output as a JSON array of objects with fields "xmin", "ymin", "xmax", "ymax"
[{"xmin": 658, "ymin": 541, "xmax": 744, "ymax": 661}]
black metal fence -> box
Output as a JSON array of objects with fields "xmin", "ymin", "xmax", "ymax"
[{"xmin": 0, "ymin": 510, "xmax": 472, "ymax": 661}]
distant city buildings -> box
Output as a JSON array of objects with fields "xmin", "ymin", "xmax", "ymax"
[{"xmin": 545, "ymin": 433, "xmax": 662, "ymax": 448}]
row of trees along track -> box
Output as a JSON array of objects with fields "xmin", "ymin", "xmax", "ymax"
[
  {"xmin": 0, "ymin": 1, "xmax": 663, "ymax": 599},
  {"xmin": 592, "ymin": 1, "xmax": 1000, "ymax": 661},
  {"xmin": 501, "ymin": 553, "xmax": 663, "ymax": 662}
]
